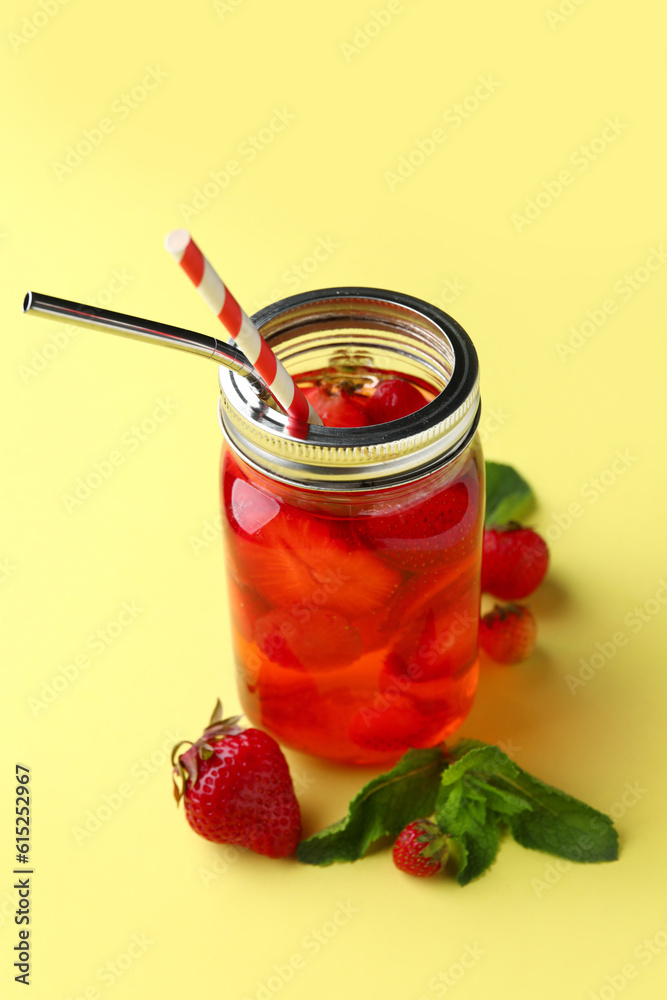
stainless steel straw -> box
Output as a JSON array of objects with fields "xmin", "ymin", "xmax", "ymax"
[{"xmin": 22, "ymin": 291, "xmax": 279, "ymax": 409}]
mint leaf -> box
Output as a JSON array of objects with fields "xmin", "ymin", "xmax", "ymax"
[
  {"xmin": 485, "ymin": 460, "xmax": 533, "ymax": 526},
  {"xmin": 471, "ymin": 779, "xmax": 533, "ymax": 818},
  {"xmin": 502, "ymin": 779, "xmax": 618, "ymax": 862},
  {"xmin": 446, "ymin": 740, "xmax": 619, "ymax": 864},
  {"xmin": 453, "ymin": 814, "xmax": 503, "ymax": 886},
  {"xmin": 434, "ymin": 757, "xmax": 503, "ymax": 885},
  {"xmin": 297, "ymin": 748, "xmax": 445, "ymax": 865},
  {"xmin": 434, "ymin": 768, "xmax": 503, "ymax": 884}
]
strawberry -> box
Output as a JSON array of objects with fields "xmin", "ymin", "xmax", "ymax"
[
  {"xmin": 172, "ymin": 700, "xmax": 301, "ymax": 858},
  {"xmin": 348, "ymin": 695, "xmax": 442, "ymax": 755},
  {"xmin": 367, "ymin": 378, "xmax": 426, "ymax": 423},
  {"xmin": 302, "ymin": 384, "xmax": 370, "ymax": 427},
  {"xmin": 355, "ymin": 481, "xmax": 470, "ymax": 571},
  {"xmin": 478, "ymin": 603, "xmax": 537, "ymax": 664},
  {"xmin": 253, "ymin": 608, "xmax": 363, "ymax": 670},
  {"xmin": 482, "ymin": 523, "xmax": 549, "ymax": 600},
  {"xmin": 236, "ymin": 645, "xmax": 321, "ymax": 740},
  {"xmin": 232, "ymin": 508, "xmax": 401, "ymax": 617},
  {"xmin": 392, "ymin": 819, "xmax": 450, "ymax": 877},
  {"xmin": 380, "ymin": 563, "xmax": 479, "ymax": 684}
]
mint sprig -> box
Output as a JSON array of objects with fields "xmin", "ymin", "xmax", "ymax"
[
  {"xmin": 484, "ymin": 460, "xmax": 533, "ymax": 526},
  {"xmin": 297, "ymin": 740, "xmax": 619, "ymax": 884},
  {"xmin": 296, "ymin": 747, "xmax": 444, "ymax": 865}
]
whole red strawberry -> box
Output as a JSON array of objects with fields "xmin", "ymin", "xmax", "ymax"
[
  {"xmin": 172, "ymin": 700, "xmax": 301, "ymax": 858},
  {"xmin": 482, "ymin": 523, "xmax": 549, "ymax": 600},
  {"xmin": 302, "ymin": 384, "xmax": 369, "ymax": 427},
  {"xmin": 479, "ymin": 603, "xmax": 537, "ymax": 664},
  {"xmin": 367, "ymin": 378, "xmax": 426, "ymax": 423},
  {"xmin": 392, "ymin": 819, "xmax": 450, "ymax": 877}
]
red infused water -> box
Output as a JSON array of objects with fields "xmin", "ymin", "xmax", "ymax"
[
  {"xmin": 217, "ymin": 287, "xmax": 483, "ymax": 765},
  {"xmin": 221, "ymin": 366, "xmax": 484, "ymax": 765}
]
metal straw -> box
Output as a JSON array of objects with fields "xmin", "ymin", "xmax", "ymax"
[{"xmin": 22, "ymin": 291, "xmax": 279, "ymax": 409}]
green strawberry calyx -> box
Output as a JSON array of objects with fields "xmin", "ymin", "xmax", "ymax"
[
  {"xmin": 171, "ymin": 699, "xmax": 244, "ymax": 805},
  {"xmin": 409, "ymin": 819, "xmax": 451, "ymax": 864}
]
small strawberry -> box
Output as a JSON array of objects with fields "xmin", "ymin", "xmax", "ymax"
[
  {"xmin": 367, "ymin": 378, "xmax": 426, "ymax": 423},
  {"xmin": 478, "ymin": 603, "xmax": 537, "ymax": 664},
  {"xmin": 172, "ymin": 700, "xmax": 301, "ymax": 858},
  {"xmin": 392, "ymin": 819, "xmax": 450, "ymax": 877},
  {"xmin": 482, "ymin": 523, "xmax": 549, "ymax": 600}
]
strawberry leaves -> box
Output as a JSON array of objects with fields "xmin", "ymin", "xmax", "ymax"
[{"xmin": 297, "ymin": 739, "xmax": 619, "ymax": 884}]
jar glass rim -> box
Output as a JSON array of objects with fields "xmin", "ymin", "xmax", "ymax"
[{"xmin": 218, "ymin": 286, "xmax": 480, "ymax": 490}]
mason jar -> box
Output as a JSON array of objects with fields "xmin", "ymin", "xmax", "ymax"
[{"xmin": 218, "ymin": 287, "xmax": 484, "ymax": 766}]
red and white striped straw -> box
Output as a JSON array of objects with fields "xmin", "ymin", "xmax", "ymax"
[{"xmin": 164, "ymin": 230, "xmax": 322, "ymax": 426}]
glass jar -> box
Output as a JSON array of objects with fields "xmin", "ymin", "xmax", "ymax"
[{"xmin": 218, "ymin": 287, "xmax": 484, "ymax": 766}]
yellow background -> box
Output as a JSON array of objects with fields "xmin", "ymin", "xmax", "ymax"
[{"xmin": 2, "ymin": 0, "xmax": 666, "ymax": 997}]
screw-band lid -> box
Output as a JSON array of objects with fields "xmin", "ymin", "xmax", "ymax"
[{"xmin": 218, "ymin": 287, "xmax": 480, "ymax": 491}]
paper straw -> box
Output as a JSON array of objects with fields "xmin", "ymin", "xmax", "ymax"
[{"xmin": 164, "ymin": 229, "xmax": 322, "ymax": 426}]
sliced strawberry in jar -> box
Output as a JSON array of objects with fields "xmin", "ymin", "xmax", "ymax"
[
  {"xmin": 355, "ymin": 481, "xmax": 470, "ymax": 571},
  {"xmin": 367, "ymin": 378, "xmax": 426, "ymax": 423},
  {"xmin": 234, "ymin": 508, "xmax": 402, "ymax": 617},
  {"xmin": 254, "ymin": 608, "xmax": 362, "ymax": 670},
  {"xmin": 348, "ymin": 695, "xmax": 442, "ymax": 754},
  {"xmin": 253, "ymin": 609, "xmax": 303, "ymax": 669},
  {"xmin": 235, "ymin": 642, "xmax": 321, "ymax": 731},
  {"xmin": 289, "ymin": 610, "xmax": 362, "ymax": 668},
  {"xmin": 381, "ymin": 565, "xmax": 479, "ymax": 681},
  {"xmin": 303, "ymin": 384, "xmax": 370, "ymax": 427},
  {"xmin": 233, "ymin": 538, "xmax": 319, "ymax": 609}
]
